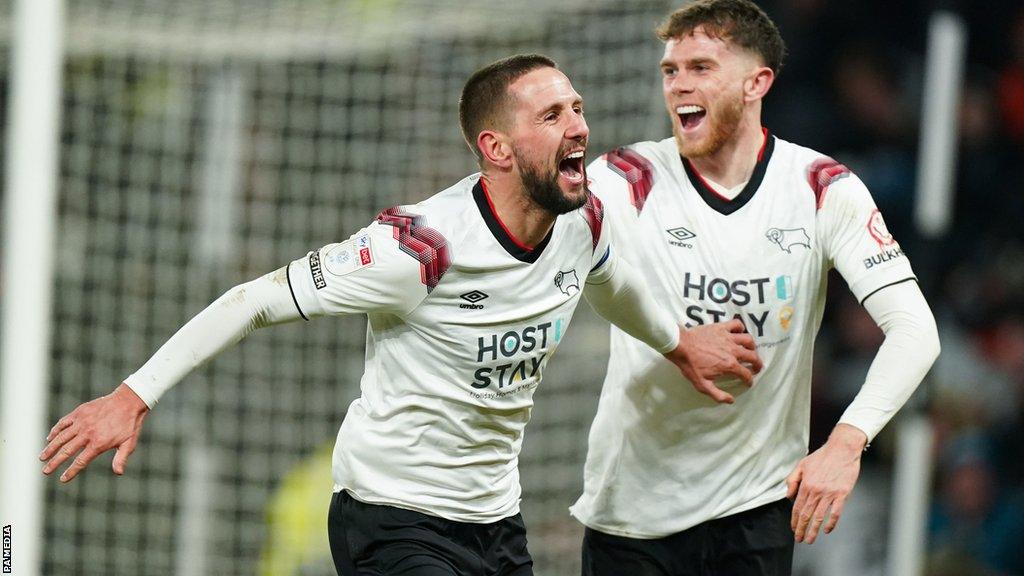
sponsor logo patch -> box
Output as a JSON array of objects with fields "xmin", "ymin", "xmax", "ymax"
[
  {"xmin": 864, "ymin": 246, "xmax": 905, "ymax": 269},
  {"xmin": 324, "ymin": 235, "xmax": 374, "ymax": 278},
  {"xmin": 766, "ymin": 227, "xmax": 811, "ymax": 253},
  {"xmin": 775, "ymin": 275, "xmax": 793, "ymax": 300},
  {"xmin": 308, "ymin": 250, "xmax": 326, "ymax": 290},
  {"xmin": 779, "ymin": 305, "xmax": 795, "ymax": 330}
]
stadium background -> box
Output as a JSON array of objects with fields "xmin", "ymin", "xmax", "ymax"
[{"xmin": 2, "ymin": 0, "xmax": 1024, "ymax": 574}]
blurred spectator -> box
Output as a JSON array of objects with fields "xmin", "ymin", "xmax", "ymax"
[
  {"xmin": 829, "ymin": 42, "xmax": 918, "ymax": 236},
  {"xmin": 928, "ymin": 431, "xmax": 1024, "ymax": 575},
  {"xmin": 997, "ymin": 9, "xmax": 1024, "ymax": 147}
]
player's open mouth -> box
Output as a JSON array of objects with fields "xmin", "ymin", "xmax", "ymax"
[
  {"xmin": 677, "ymin": 105, "xmax": 707, "ymax": 131},
  {"xmin": 558, "ymin": 150, "xmax": 586, "ymax": 185}
]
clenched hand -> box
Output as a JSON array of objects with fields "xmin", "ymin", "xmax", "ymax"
[{"xmin": 40, "ymin": 383, "xmax": 149, "ymax": 482}]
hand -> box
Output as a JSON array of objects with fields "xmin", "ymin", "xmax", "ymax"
[
  {"xmin": 40, "ymin": 383, "xmax": 150, "ymax": 482},
  {"xmin": 664, "ymin": 319, "xmax": 763, "ymax": 404},
  {"xmin": 786, "ymin": 423, "xmax": 868, "ymax": 543}
]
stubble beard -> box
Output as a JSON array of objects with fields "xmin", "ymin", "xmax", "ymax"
[
  {"xmin": 514, "ymin": 145, "xmax": 588, "ymax": 215},
  {"xmin": 675, "ymin": 88, "xmax": 745, "ymax": 159}
]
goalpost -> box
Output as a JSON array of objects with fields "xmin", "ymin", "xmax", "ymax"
[
  {"xmin": 0, "ymin": 2, "xmax": 64, "ymax": 576},
  {"xmin": 886, "ymin": 10, "xmax": 966, "ymax": 576}
]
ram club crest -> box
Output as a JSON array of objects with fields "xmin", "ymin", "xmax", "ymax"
[
  {"xmin": 554, "ymin": 269, "xmax": 580, "ymax": 296},
  {"xmin": 766, "ymin": 227, "xmax": 811, "ymax": 253}
]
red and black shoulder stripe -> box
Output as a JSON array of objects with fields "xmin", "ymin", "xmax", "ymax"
[
  {"xmin": 807, "ymin": 157, "xmax": 851, "ymax": 210},
  {"xmin": 604, "ymin": 147, "xmax": 655, "ymax": 215},
  {"xmin": 376, "ymin": 207, "xmax": 451, "ymax": 292},
  {"xmin": 581, "ymin": 191, "xmax": 604, "ymax": 250}
]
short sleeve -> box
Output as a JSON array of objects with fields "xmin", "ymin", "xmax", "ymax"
[
  {"xmin": 817, "ymin": 169, "xmax": 916, "ymax": 303},
  {"xmin": 287, "ymin": 213, "xmax": 448, "ymax": 319},
  {"xmin": 591, "ymin": 146, "xmax": 656, "ymax": 216},
  {"xmin": 585, "ymin": 147, "xmax": 658, "ymax": 285},
  {"xmin": 582, "ymin": 191, "xmax": 617, "ymax": 284}
]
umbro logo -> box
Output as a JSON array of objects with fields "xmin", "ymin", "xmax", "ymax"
[
  {"xmin": 666, "ymin": 226, "xmax": 696, "ymax": 248},
  {"xmin": 459, "ymin": 290, "xmax": 488, "ymax": 309}
]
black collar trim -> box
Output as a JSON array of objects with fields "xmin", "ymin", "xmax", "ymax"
[
  {"xmin": 682, "ymin": 133, "xmax": 775, "ymax": 216},
  {"xmin": 472, "ymin": 179, "xmax": 551, "ymax": 263}
]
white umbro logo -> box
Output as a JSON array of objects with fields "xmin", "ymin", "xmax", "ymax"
[
  {"xmin": 460, "ymin": 290, "xmax": 488, "ymax": 309},
  {"xmin": 666, "ymin": 227, "xmax": 696, "ymax": 248}
]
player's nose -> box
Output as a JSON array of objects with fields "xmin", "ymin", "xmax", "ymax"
[
  {"xmin": 668, "ymin": 71, "xmax": 694, "ymax": 94},
  {"xmin": 565, "ymin": 111, "xmax": 589, "ymax": 141}
]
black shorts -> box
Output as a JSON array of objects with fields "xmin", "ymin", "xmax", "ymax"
[
  {"xmin": 328, "ymin": 490, "xmax": 534, "ymax": 576},
  {"xmin": 581, "ymin": 498, "xmax": 794, "ymax": 576}
]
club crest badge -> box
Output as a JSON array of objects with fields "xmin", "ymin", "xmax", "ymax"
[
  {"xmin": 766, "ymin": 227, "xmax": 811, "ymax": 253},
  {"xmin": 554, "ymin": 269, "xmax": 580, "ymax": 296}
]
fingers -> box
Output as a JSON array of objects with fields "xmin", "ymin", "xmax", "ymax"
[
  {"xmin": 41, "ymin": 434, "xmax": 87, "ymax": 476},
  {"xmin": 40, "ymin": 425, "xmax": 78, "ymax": 462},
  {"xmin": 731, "ymin": 331, "xmax": 756, "ymax": 350},
  {"xmin": 791, "ymin": 482, "xmax": 809, "ymax": 533},
  {"xmin": 695, "ymin": 379, "xmax": 734, "ymax": 404},
  {"xmin": 824, "ymin": 495, "xmax": 847, "ymax": 534},
  {"xmin": 735, "ymin": 347, "xmax": 764, "ymax": 374},
  {"xmin": 786, "ymin": 467, "xmax": 802, "ymax": 500},
  {"xmin": 47, "ymin": 416, "xmax": 74, "ymax": 442},
  {"xmin": 112, "ymin": 436, "xmax": 139, "ymax": 475},
  {"xmin": 802, "ymin": 498, "xmax": 832, "ymax": 544},
  {"xmin": 792, "ymin": 490, "xmax": 820, "ymax": 543},
  {"xmin": 728, "ymin": 362, "xmax": 754, "ymax": 386},
  {"xmin": 60, "ymin": 447, "xmax": 101, "ymax": 483},
  {"xmin": 724, "ymin": 319, "xmax": 747, "ymax": 333}
]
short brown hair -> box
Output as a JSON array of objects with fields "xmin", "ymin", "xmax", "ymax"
[
  {"xmin": 657, "ymin": 0, "xmax": 786, "ymax": 74},
  {"xmin": 459, "ymin": 54, "xmax": 558, "ymax": 162}
]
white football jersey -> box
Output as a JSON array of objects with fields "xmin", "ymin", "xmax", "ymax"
[
  {"xmin": 570, "ymin": 134, "xmax": 916, "ymax": 538},
  {"xmin": 288, "ymin": 174, "xmax": 613, "ymax": 523}
]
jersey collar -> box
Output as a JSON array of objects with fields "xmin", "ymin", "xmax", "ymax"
[
  {"xmin": 681, "ymin": 129, "xmax": 775, "ymax": 216},
  {"xmin": 473, "ymin": 178, "xmax": 552, "ymax": 263}
]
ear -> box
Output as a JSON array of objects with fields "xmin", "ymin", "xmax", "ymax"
[
  {"xmin": 744, "ymin": 66, "xmax": 775, "ymax": 103},
  {"xmin": 477, "ymin": 130, "xmax": 514, "ymax": 169}
]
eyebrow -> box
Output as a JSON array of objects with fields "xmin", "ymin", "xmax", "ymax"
[
  {"xmin": 538, "ymin": 96, "xmax": 583, "ymax": 116},
  {"xmin": 661, "ymin": 57, "xmax": 716, "ymax": 68}
]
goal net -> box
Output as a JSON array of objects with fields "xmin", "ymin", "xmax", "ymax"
[{"xmin": 25, "ymin": 1, "xmax": 677, "ymax": 574}]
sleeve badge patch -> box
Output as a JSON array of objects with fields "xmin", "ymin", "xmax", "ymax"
[
  {"xmin": 867, "ymin": 209, "xmax": 896, "ymax": 247},
  {"xmin": 324, "ymin": 235, "xmax": 374, "ymax": 276}
]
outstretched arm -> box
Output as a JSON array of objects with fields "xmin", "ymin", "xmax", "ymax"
[
  {"xmin": 40, "ymin": 269, "xmax": 302, "ymax": 482},
  {"xmin": 585, "ymin": 254, "xmax": 762, "ymax": 404},
  {"xmin": 787, "ymin": 280, "xmax": 939, "ymax": 543}
]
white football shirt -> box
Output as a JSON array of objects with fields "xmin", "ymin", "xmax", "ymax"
[
  {"xmin": 570, "ymin": 134, "xmax": 916, "ymax": 538},
  {"xmin": 288, "ymin": 174, "xmax": 616, "ymax": 523}
]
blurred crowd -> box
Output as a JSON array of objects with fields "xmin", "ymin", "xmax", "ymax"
[{"xmin": 758, "ymin": 1, "xmax": 1024, "ymax": 574}]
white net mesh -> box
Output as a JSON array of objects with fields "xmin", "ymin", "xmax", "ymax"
[{"xmin": 40, "ymin": 1, "xmax": 678, "ymax": 574}]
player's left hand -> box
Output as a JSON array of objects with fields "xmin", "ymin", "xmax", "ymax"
[
  {"xmin": 39, "ymin": 383, "xmax": 149, "ymax": 482},
  {"xmin": 786, "ymin": 423, "xmax": 867, "ymax": 544}
]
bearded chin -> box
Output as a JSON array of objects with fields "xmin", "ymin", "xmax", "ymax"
[
  {"xmin": 516, "ymin": 153, "xmax": 587, "ymax": 215},
  {"xmin": 677, "ymin": 93, "xmax": 744, "ymax": 158}
]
